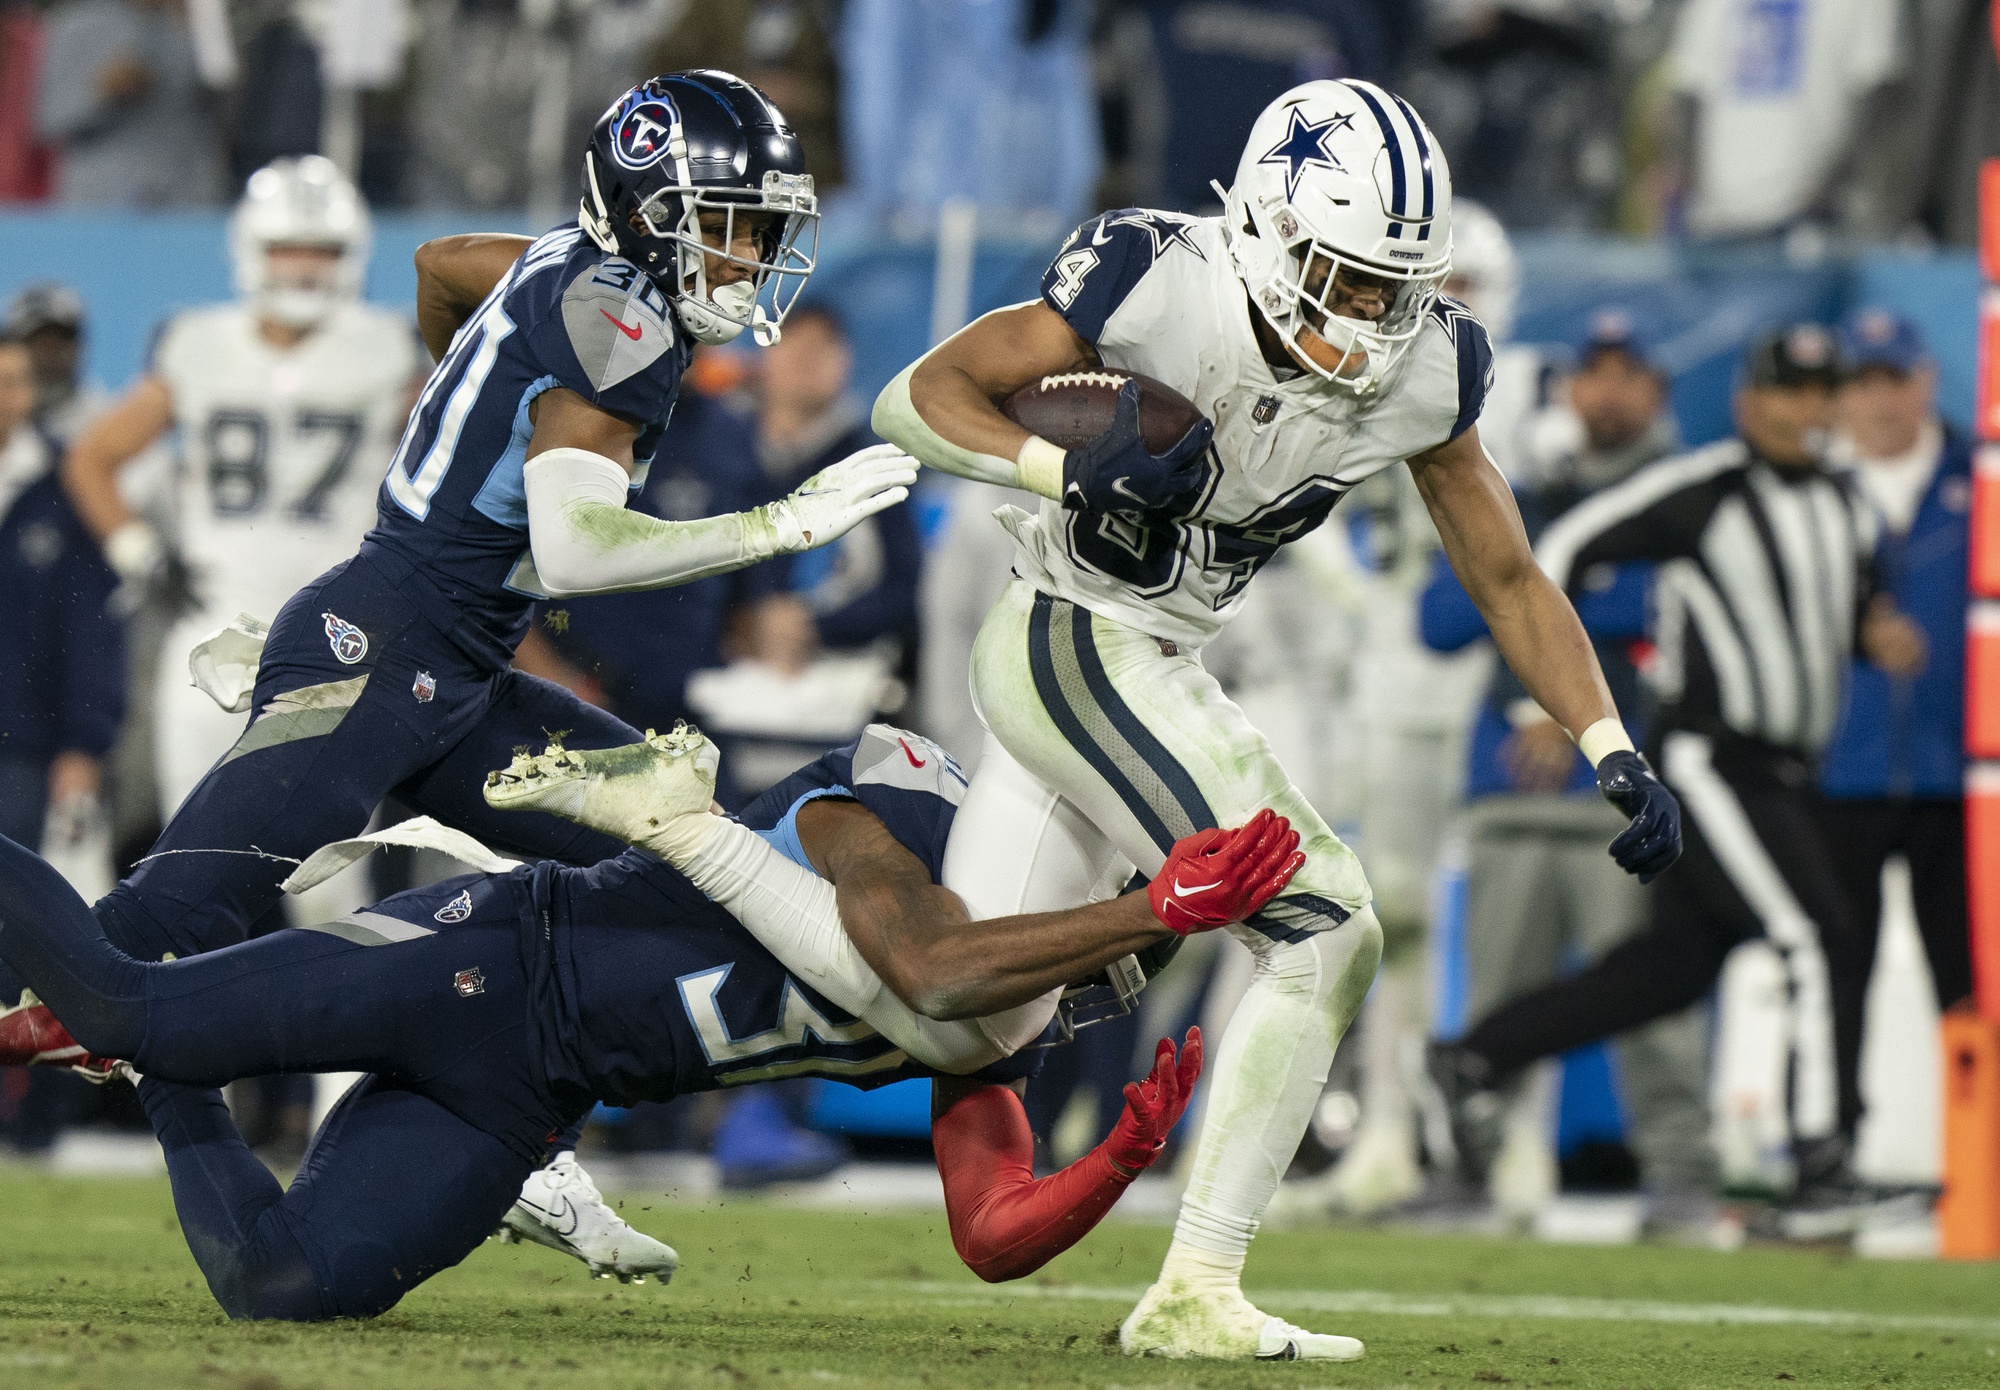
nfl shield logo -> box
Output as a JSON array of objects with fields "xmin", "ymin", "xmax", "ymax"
[
  {"xmin": 453, "ymin": 967, "xmax": 486, "ymax": 998},
  {"xmin": 1252, "ymin": 394, "xmax": 1280, "ymax": 425},
  {"xmin": 322, "ymin": 611, "xmax": 368, "ymax": 665},
  {"xmin": 613, "ymin": 96, "xmax": 679, "ymax": 170},
  {"xmin": 434, "ymin": 889, "xmax": 473, "ymax": 924},
  {"xmin": 413, "ymin": 671, "xmax": 437, "ymax": 703}
]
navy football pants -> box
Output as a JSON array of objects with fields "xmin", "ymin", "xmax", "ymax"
[
  {"xmin": 0, "ymin": 834, "xmax": 580, "ymax": 1318},
  {"xmin": 0, "ymin": 550, "xmax": 639, "ymax": 1010}
]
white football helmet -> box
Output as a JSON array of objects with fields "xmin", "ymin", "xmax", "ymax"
[
  {"xmin": 1220, "ymin": 80, "xmax": 1454, "ymax": 394},
  {"xmin": 230, "ymin": 156, "xmax": 371, "ymax": 330},
  {"xmin": 1444, "ymin": 199, "xmax": 1518, "ymax": 342}
]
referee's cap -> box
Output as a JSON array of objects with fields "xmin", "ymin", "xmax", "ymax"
[{"xmin": 1740, "ymin": 322, "xmax": 1841, "ymax": 390}]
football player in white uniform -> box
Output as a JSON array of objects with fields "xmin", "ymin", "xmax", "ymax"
[
  {"xmin": 872, "ymin": 81, "xmax": 1682, "ymax": 1360},
  {"xmin": 63, "ymin": 156, "xmax": 427, "ymax": 833}
]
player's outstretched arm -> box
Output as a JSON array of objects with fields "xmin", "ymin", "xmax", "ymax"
[
  {"xmin": 933, "ymin": 1029, "xmax": 1200, "ymax": 1282},
  {"xmin": 1409, "ymin": 425, "xmax": 1680, "ymax": 881},
  {"xmin": 873, "ymin": 301, "xmax": 1095, "ymax": 498},
  {"xmin": 520, "ymin": 390, "xmax": 918, "ymax": 598},
  {"xmin": 413, "ymin": 233, "xmax": 532, "ymax": 360},
  {"xmin": 800, "ymin": 801, "xmax": 1301, "ymax": 1021}
]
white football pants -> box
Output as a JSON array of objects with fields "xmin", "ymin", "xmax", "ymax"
[{"xmin": 944, "ymin": 580, "xmax": 1382, "ymax": 1266}]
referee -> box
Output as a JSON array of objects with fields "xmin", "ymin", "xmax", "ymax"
[{"xmin": 1431, "ymin": 323, "xmax": 1926, "ymax": 1221}]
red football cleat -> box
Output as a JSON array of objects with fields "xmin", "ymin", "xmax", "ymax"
[{"xmin": 0, "ymin": 993, "xmax": 127, "ymax": 1080}]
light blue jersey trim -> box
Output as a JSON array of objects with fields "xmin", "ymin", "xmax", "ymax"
[
  {"xmin": 750, "ymin": 785, "xmax": 851, "ymax": 871},
  {"xmin": 470, "ymin": 373, "xmax": 561, "ymax": 530}
]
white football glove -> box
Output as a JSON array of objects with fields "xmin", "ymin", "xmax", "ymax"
[{"xmin": 768, "ymin": 443, "xmax": 917, "ymax": 553}]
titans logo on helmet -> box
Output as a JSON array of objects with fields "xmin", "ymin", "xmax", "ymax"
[
  {"xmin": 612, "ymin": 96, "xmax": 680, "ymax": 172},
  {"xmin": 1258, "ymin": 106, "xmax": 1350, "ymax": 200}
]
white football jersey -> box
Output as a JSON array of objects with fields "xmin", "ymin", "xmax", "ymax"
[
  {"xmin": 152, "ymin": 301, "xmax": 422, "ymax": 619},
  {"xmin": 1002, "ymin": 209, "xmax": 1493, "ymax": 649}
]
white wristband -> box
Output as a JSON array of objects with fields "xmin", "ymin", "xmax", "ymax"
[
  {"xmin": 1578, "ymin": 718, "xmax": 1636, "ymax": 768},
  {"xmin": 1015, "ymin": 436, "xmax": 1066, "ymax": 502}
]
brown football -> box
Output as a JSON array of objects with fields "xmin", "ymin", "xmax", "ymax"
[{"xmin": 1001, "ymin": 370, "xmax": 1207, "ymax": 453}]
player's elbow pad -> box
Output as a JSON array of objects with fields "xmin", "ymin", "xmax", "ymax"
[{"xmin": 523, "ymin": 447, "xmax": 765, "ymax": 597}]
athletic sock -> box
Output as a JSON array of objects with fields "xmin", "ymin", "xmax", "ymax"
[{"xmin": 1158, "ymin": 917, "xmax": 1378, "ymax": 1289}]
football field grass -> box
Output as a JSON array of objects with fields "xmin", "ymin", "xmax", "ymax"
[{"xmin": 5, "ymin": 1170, "xmax": 2000, "ymax": 1389}]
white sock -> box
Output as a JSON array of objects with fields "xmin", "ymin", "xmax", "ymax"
[{"xmin": 1160, "ymin": 911, "xmax": 1381, "ymax": 1280}]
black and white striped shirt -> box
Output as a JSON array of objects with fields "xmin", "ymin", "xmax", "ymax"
[{"xmin": 1535, "ymin": 440, "xmax": 1878, "ymax": 754}]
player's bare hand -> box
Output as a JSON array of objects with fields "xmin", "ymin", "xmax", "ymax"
[
  {"xmin": 1147, "ymin": 808, "xmax": 1303, "ymax": 935},
  {"xmin": 770, "ymin": 443, "xmax": 917, "ymax": 552},
  {"xmin": 1103, "ymin": 1027, "xmax": 1202, "ymax": 1176}
]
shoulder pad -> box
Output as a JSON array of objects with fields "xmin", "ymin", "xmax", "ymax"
[
  {"xmin": 558, "ymin": 257, "xmax": 677, "ymax": 393},
  {"xmin": 850, "ymin": 725, "xmax": 968, "ymax": 805},
  {"xmin": 1042, "ymin": 209, "xmax": 1204, "ymax": 344},
  {"xmin": 1427, "ymin": 296, "xmax": 1494, "ymax": 442}
]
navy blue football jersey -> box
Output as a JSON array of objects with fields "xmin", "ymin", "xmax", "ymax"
[
  {"xmin": 367, "ymin": 225, "xmax": 692, "ymax": 648},
  {"xmin": 524, "ymin": 726, "xmax": 1040, "ymax": 1107}
]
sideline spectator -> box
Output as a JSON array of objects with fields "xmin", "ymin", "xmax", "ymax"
[
  {"xmin": 1429, "ymin": 325, "xmax": 1929, "ymax": 1235},
  {"xmin": 3, "ymin": 282, "xmax": 106, "ymax": 445},
  {"xmin": 1819, "ymin": 309, "xmax": 1973, "ymax": 1048},
  {"xmin": 0, "ymin": 0, "xmax": 52, "ymax": 201},
  {"xmin": 1664, "ymin": 0, "xmax": 1901, "ymax": 239},
  {"xmin": 1093, "ymin": 0, "xmax": 1407, "ymax": 212},
  {"xmin": 0, "ymin": 334, "xmax": 122, "ymax": 856},
  {"xmin": 1402, "ymin": 2, "xmax": 1621, "ymax": 230},
  {"xmin": 739, "ymin": 304, "xmax": 921, "ymax": 692},
  {"xmin": 840, "ymin": 0, "xmax": 1099, "ymax": 231},
  {"xmin": 36, "ymin": 0, "xmax": 226, "ymax": 206},
  {"xmin": 1421, "ymin": 316, "xmax": 1714, "ymax": 1233}
]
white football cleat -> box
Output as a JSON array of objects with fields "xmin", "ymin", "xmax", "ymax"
[
  {"xmin": 1119, "ymin": 1282, "xmax": 1364, "ymax": 1361},
  {"xmin": 494, "ymin": 1151, "xmax": 679, "ymax": 1284},
  {"xmin": 484, "ymin": 724, "xmax": 719, "ymax": 859}
]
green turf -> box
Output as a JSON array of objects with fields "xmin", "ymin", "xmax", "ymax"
[{"xmin": 4, "ymin": 1168, "xmax": 2000, "ymax": 1389}]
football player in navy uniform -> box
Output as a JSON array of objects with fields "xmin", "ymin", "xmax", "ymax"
[
  {"xmin": 0, "ymin": 724, "xmax": 1304, "ymax": 1321},
  {"xmin": 0, "ymin": 71, "xmax": 914, "ymax": 1277}
]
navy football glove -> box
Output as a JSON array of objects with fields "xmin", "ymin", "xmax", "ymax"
[
  {"xmin": 1061, "ymin": 380, "xmax": 1214, "ymax": 516},
  {"xmin": 1596, "ymin": 749, "xmax": 1682, "ymax": 884}
]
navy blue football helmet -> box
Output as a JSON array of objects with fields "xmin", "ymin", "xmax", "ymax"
[{"xmin": 581, "ymin": 70, "xmax": 817, "ymax": 346}]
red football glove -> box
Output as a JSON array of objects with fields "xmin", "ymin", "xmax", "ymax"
[
  {"xmin": 1103, "ymin": 1026, "xmax": 1204, "ymax": 1175},
  {"xmin": 1146, "ymin": 808, "xmax": 1304, "ymax": 935}
]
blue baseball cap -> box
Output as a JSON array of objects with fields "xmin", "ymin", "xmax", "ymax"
[
  {"xmin": 1838, "ymin": 308, "xmax": 1927, "ymax": 375},
  {"xmin": 1576, "ymin": 307, "xmax": 1655, "ymax": 369}
]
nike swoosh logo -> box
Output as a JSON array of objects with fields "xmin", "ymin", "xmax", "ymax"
[
  {"xmin": 1109, "ymin": 476, "xmax": 1149, "ymax": 505},
  {"xmin": 1172, "ymin": 878, "xmax": 1221, "ymax": 897},
  {"xmin": 520, "ymin": 1194, "xmax": 580, "ymax": 1237},
  {"xmin": 898, "ymin": 738, "xmax": 927, "ymax": 769},
  {"xmin": 1091, "ymin": 218, "xmax": 1113, "ymax": 246},
  {"xmin": 600, "ymin": 309, "xmax": 644, "ymax": 341}
]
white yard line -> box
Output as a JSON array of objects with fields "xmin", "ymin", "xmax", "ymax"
[{"xmin": 877, "ymin": 1281, "xmax": 2000, "ymax": 1337}]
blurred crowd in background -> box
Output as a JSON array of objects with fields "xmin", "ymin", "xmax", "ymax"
[
  {"xmin": 0, "ymin": 0, "xmax": 1989, "ymax": 1244},
  {"xmin": 0, "ymin": 0, "xmax": 1994, "ymax": 248}
]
